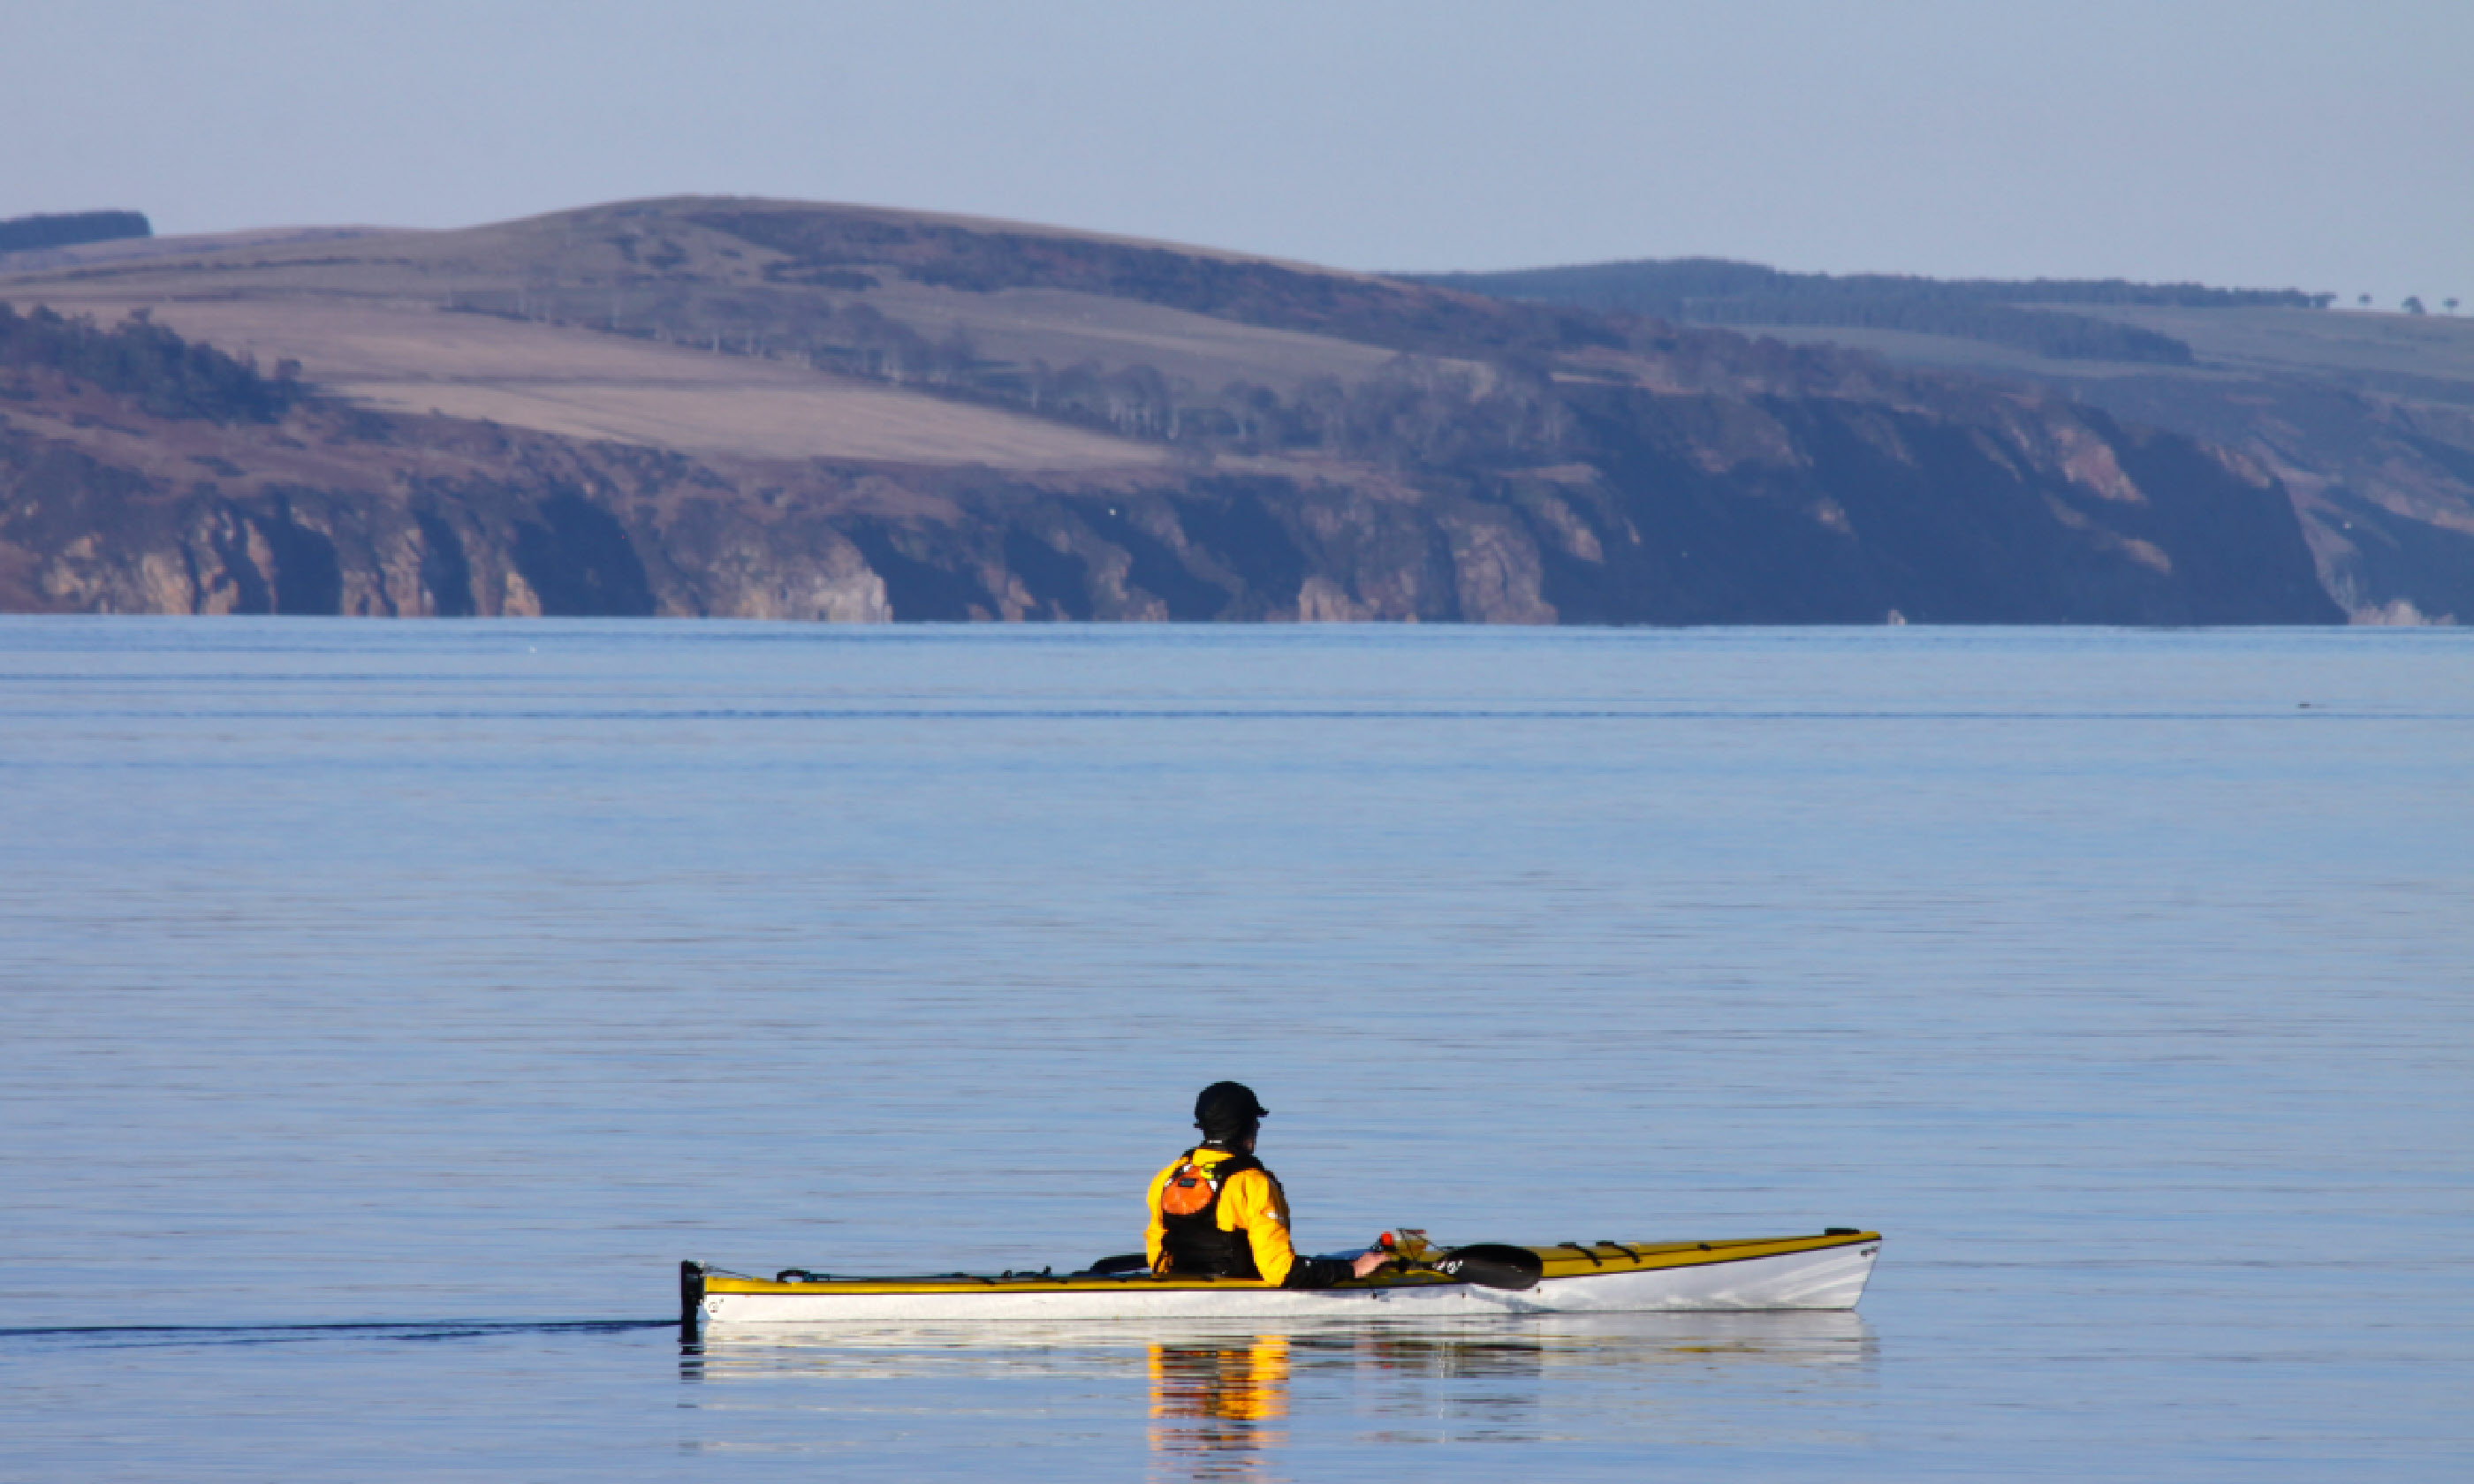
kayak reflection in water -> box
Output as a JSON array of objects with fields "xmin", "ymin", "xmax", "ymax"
[
  {"xmin": 1144, "ymin": 1082, "xmax": 1389, "ymax": 1287},
  {"xmin": 1148, "ymin": 1335, "xmax": 1290, "ymax": 1466}
]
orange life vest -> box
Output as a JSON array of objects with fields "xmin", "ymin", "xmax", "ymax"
[{"xmin": 1155, "ymin": 1148, "xmax": 1265, "ymax": 1277}]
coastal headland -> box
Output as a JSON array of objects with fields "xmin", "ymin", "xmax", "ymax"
[{"xmin": 1, "ymin": 197, "xmax": 2420, "ymax": 623}]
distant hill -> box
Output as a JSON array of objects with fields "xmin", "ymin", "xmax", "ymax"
[
  {"xmin": 1413, "ymin": 257, "xmax": 2326, "ymax": 314},
  {"xmin": 0, "ymin": 198, "xmax": 2343, "ymax": 624},
  {"xmin": 0, "ymin": 210, "xmax": 150, "ymax": 256},
  {"xmin": 1424, "ymin": 257, "xmax": 2474, "ymax": 623}
]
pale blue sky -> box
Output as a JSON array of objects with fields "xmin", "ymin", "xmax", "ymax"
[{"xmin": 8, "ymin": 0, "xmax": 2468, "ymax": 301}]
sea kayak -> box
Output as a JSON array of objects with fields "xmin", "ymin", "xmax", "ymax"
[{"xmin": 683, "ymin": 1229, "xmax": 1880, "ymax": 1326}]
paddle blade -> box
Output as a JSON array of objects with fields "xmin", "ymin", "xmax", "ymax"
[{"xmin": 1432, "ymin": 1244, "xmax": 1544, "ymax": 1291}]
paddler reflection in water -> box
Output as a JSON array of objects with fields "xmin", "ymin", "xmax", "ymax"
[
  {"xmin": 1145, "ymin": 1081, "xmax": 1388, "ymax": 1286},
  {"xmin": 1147, "ymin": 1333, "xmax": 1290, "ymax": 1466}
]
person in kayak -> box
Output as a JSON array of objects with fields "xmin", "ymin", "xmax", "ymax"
[{"xmin": 1145, "ymin": 1081, "xmax": 1387, "ymax": 1287}]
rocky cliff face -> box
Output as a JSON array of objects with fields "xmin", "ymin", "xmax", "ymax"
[
  {"xmin": 0, "ymin": 364, "xmax": 2336, "ymax": 625},
  {"xmin": 0, "ymin": 390, "xmax": 889, "ymax": 621}
]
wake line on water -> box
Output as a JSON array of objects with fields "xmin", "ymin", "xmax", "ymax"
[
  {"xmin": 7, "ymin": 708, "xmax": 2453, "ymax": 723},
  {"xmin": 1, "ymin": 1319, "xmax": 672, "ymax": 1347}
]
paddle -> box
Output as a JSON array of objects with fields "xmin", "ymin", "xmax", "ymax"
[
  {"xmin": 1084, "ymin": 1244, "xmax": 1541, "ymax": 1290},
  {"xmin": 1401, "ymin": 1242, "xmax": 1544, "ymax": 1291}
]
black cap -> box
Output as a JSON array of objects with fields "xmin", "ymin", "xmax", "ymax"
[{"xmin": 1194, "ymin": 1081, "xmax": 1269, "ymax": 1137}]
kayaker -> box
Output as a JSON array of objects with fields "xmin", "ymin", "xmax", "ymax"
[{"xmin": 1145, "ymin": 1081, "xmax": 1387, "ymax": 1287}]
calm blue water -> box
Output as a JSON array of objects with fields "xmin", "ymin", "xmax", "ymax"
[{"xmin": 3, "ymin": 618, "xmax": 2468, "ymax": 1480}]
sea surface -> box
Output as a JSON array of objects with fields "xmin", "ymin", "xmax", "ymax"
[{"xmin": 3, "ymin": 618, "xmax": 2468, "ymax": 1481}]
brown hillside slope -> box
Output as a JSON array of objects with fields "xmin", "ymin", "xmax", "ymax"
[
  {"xmin": 0, "ymin": 199, "xmax": 2341, "ymax": 625},
  {"xmin": 0, "ymin": 199, "xmax": 1407, "ymax": 466}
]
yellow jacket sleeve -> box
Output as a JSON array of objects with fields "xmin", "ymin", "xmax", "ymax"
[
  {"xmin": 1218, "ymin": 1168, "xmax": 1299, "ymax": 1286},
  {"xmin": 1142, "ymin": 1156, "xmax": 1180, "ymax": 1270}
]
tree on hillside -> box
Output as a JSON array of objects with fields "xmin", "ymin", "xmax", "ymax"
[
  {"xmin": 0, "ymin": 209, "xmax": 150, "ymax": 254},
  {"xmin": 2357, "ymin": 293, "xmax": 2372, "ymax": 307},
  {"xmin": 0, "ymin": 302, "xmax": 303, "ymax": 422},
  {"xmin": 2403, "ymin": 296, "xmax": 2427, "ymax": 315}
]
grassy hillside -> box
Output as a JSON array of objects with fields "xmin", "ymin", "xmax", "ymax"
[{"xmin": 0, "ymin": 199, "xmax": 2345, "ymax": 625}]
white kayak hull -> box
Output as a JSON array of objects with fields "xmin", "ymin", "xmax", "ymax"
[{"xmin": 687, "ymin": 1232, "xmax": 1879, "ymax": 1327}]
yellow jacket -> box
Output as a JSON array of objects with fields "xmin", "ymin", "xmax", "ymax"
[{"xmin": 1143, "ymin": 1147, "xmax": 1304, "ymax": 1286}]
